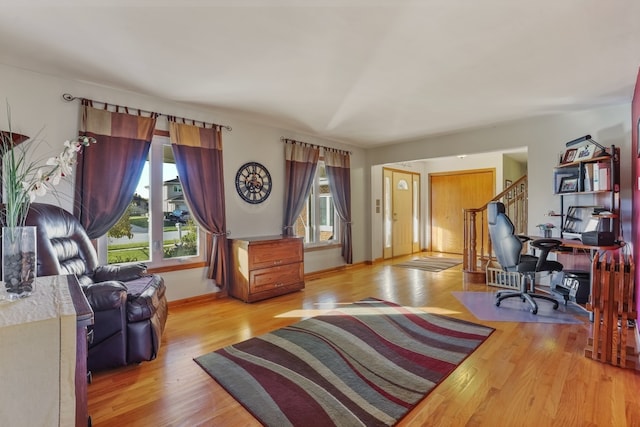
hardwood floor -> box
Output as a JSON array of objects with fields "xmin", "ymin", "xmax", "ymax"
[{"xmin": 88, "ymin": 257, "xmax": 640, "ymax": 426}]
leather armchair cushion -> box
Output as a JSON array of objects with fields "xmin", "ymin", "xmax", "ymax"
[
  {"xmin": 94, "ymin": 263, "xmax": 147, "ymax": 282},
  {"xmin": 125, "ymin": 275, "xmax": 166, "ymax": 323},
  {"xmin": 82, "ymin": 280, "xmax": 128, "ymax": 311}
]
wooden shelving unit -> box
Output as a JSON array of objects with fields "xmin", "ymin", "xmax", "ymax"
[{"xmin": 553, "ymin": 145, "xmax": 620, "ymax": 239}]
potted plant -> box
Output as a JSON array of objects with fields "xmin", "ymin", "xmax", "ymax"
[{"xmin": 1, "ymin": 106, "xmax": 95, "ymax": 299}]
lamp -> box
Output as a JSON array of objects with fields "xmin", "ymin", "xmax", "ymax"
[{"xmin": 565, "ymin": 134, "xmax": 609, "ymax": 156}]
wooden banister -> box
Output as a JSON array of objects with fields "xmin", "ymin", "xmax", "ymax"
[{"xmin": 463, "ymin": 175, "xmax": 528, "ymax": 283}]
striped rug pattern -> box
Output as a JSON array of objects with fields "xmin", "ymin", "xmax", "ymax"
[
  {"xmin": 195, "ymin": 298, "xmax": 494, "ymax": 426},
  {"xmin": 393, "ymin": 257, "xmax": 462, "ymax": 272}
]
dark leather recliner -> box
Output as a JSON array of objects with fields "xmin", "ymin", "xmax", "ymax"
[{"xmin": 25, "ymin": 203, "xmax": 168, "ymax": 372}]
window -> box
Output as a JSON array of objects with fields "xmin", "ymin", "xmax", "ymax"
[
  {"xmin": 294, "ymin": 160, "xmax": 339, "ymax": 245},
  {"xmin": 99, "ymin": 134, "xmax": 205, "ymax": 267}
]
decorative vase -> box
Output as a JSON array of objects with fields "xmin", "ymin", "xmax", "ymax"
[{"xmin": 2, "ymin": 226, "xmax": 37, "ymax": 300}]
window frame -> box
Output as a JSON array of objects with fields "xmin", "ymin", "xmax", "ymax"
[
  {"xmin": 97, "ymin": 132, "xmax": 207, "ymax": 270},
  {"xmin": 296, "ymin": 159, "xmax": 341, "ymax": 248}
]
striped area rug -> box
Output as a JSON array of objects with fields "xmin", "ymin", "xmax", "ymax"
[
  {"xmin": 194, "ymin": 298, "xmax": 494, "ymax": 426},
  {"xmin": 393, "ymin": 256, "xmax": 462, "ymax": 272}
]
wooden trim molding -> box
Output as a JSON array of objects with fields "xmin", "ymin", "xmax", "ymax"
[
  {"xmin": 168, "ymin": 290, "xmax": 226, "ymax": 309},
  {"xmin": 147, "ymin": 261, "xmax": 207, "ymax": 274}
]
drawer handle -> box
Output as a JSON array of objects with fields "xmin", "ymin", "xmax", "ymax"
[
  {"xmin": 273, "ymin": 260, "xmax": 282, "ymax": 265},
  {"xmin": 275, "ymin": 283, "xmax": 284, "ymax": 287}
]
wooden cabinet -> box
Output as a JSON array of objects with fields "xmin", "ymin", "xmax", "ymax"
[
  {"xmin": 68, "ymin": 275, "xmax": 94, "ymax": 427},
  {"xmin": 229, "ymin": 235, "xmax": 304, "ymax": 302}
]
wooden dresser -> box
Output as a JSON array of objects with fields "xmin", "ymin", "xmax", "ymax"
[{"xmin": 229, "ymin": 235, "xmax": 304, "ymax": 302}]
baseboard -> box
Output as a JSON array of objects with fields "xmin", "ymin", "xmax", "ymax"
[
  {"xmin": 168, "ymin": 290, "xmax": 226, "ymax": 309},
  {"xmin": 304, "ymin": 261, "xmax": 367, "ymax": 281}
]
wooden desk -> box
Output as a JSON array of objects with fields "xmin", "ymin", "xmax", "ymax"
[{"xmin": 528, "ymin": 236, "xmax": 623, "ymax": 270}]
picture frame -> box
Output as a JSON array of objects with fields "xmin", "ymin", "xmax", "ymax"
[
  {"xmin": 559, "ymin": 177, "xmax": 578, "ymax": 193},
  {"xmin": 504, "ymin": 179, "xmax": 512, "ymax": 199},
  {"xmin": 561, "ymin": 148, "xmax": 577, "ymax": 164},
  {"xmin": 574, "ymin": 143, "xmax": 596, "ymax": 161}
]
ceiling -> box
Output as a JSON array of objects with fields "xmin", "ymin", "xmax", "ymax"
[{"xmin": 1, "ymin": 1, "xmax": 639, "ymax": 148}]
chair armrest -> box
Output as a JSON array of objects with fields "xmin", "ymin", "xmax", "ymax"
[
  {"xmin": 530, "ymin": 238, "xmax": 562, "ymax": 255},
  {"xmin": 93, "ymin": 263, "xmax": 147, "ymax": 282},
  {"xmin": 83, "ymin": 280, "xmax": 128, "ymax": 312},
  {"xmin": 530, "ymin": 238, "xmax": 563, "ymax": 272}
]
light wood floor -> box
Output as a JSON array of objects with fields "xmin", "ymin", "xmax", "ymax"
[{"xmin": 88, "ymin": 256, "xmax": 640, "ymax": 426}]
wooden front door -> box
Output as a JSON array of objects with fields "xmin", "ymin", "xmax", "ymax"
[
  {"xmin": 383, "ymin": 168, "xmax": 420, "ymax": 259},
  {"xmin": 430, "ymin": 169, "xmax": 494, "ymax": 254},
  {"xmin": 392, "ymin": 171, "xmax": 414, "ymax": 257}
]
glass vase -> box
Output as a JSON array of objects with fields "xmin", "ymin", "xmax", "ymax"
[{"xmin": 2, "ymin": 226, "xmax": 37, "ymax": 300}]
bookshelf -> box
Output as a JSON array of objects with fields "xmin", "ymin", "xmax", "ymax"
[{"xmin": 553, "ymin": 145, "xmax": 620, "ymax": 239}]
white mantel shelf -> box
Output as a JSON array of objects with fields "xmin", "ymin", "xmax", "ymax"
[{"xmin": 0, "ymin": 275, "xmax": 83, "ymax": 427}]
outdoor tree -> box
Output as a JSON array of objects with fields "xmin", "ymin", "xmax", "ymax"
[{"xmin": 108, "ymin": 204, "xmax": 134, "ymax": 239}]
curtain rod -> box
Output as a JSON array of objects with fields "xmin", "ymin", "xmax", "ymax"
[
  {"xmin": 62, "ymin": 93, "xmax": 232, "ymax": 132},
  {"xmin": 280, "ymin": 137, "xmax": 351, "ymax": 155}
]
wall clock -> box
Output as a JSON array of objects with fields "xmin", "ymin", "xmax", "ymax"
[{"xmin": 235, "ymin": 161, "xmax": 272, "ymax": 204}]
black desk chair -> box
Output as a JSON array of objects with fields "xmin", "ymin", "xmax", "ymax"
[{"xmin": 488, "ymin": 202, "xmax": 561, "ymax": 314}]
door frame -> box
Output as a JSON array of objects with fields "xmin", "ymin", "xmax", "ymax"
[{"xmin": 382, "ymin": 167, "xmax": 421, "ymax": 259}]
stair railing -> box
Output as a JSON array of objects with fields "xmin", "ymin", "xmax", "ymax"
[{"xmin": 462, "ymin": 175, "xmax": 528, "ymax": 283}]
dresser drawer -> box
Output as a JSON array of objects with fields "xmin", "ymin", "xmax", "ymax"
[
  {"xmin": 249, "ymin": 263, "xmax": 304, "ymax": 294},
  {"xmin": 249, "ymin": 239, "xmax": 303, "ymax": 269}
]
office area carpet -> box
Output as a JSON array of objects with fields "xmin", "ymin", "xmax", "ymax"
[
  {"xmin": 393, "ymin": 256, "xmax": 462, "ymax": 272},
  {"xmin": 194, "ymin": 297, "xmax": 494, "ymax": 427},
  {"xmin": 452, "ymin": 291, "xmax": 586, "ymax": 324}
]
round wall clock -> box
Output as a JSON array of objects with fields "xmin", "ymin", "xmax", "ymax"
[{"xmin": 235, "ymin": 161, "xmax": 272, "ymax": 204}]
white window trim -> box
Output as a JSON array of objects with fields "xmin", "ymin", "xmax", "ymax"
[
  {"xmin": 97, "ymin": 134, "xmax": 206, "ymax": 268},
  {"xmin": 301, "ymin": 160, "xmax": 340, "ymax": 248}
]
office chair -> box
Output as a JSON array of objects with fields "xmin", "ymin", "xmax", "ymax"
[{"xmin": 487, "ymin": 201, "xmax": 561, "ymax": 314}]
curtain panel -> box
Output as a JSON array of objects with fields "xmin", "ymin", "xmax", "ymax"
[
  {"xmin": 324, "ymin": 149, "xmax": 352, "ymax": 264},
  {"xmin": 283, "ymin": 142, "xmax": 319, "ymax": 236},
  {"xmin": 168, "ymin": 119, "xmax": 228, "ymax": 288},
  {"xmin": 74, "ymin": 102, "xmax": 156, "ymax": 239}
]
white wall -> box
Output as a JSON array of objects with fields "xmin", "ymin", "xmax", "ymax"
[
  {"xmin": 1, "ymin": 63, "xmax": 633, "ymax": 301},
  {"xmin": 370, "ymin": 151, "xmax": 509, "ymax": 260},
  {"xmin": 367, "ymin": 105, "xmax": 633, "ymax": 260},
  {"xmin": 0, "ymin": 64, "xmax": 365, "ymax": 301}
]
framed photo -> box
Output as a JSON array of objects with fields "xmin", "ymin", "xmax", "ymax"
[
  {"xmin": 559, "ymin": 177, "xmax": 578, "ymax": 193},
  {"xmin": 504, "ymin": 179, "xmax": 512, "ymax": 199},
  {"xmin": 575, "ymin": 144, "xmax": 596, "ymax": 161},
  {"xmin": 561, "ymin": 148, "xmax": 577, "ymax": 164}
]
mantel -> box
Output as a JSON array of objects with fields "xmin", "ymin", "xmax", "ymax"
[{"xmin": 0, "ymin": 275, "xmax": 91, "ymax": 427}]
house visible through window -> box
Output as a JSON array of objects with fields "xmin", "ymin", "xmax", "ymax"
[
  {"xmin": 100, "ymin": 134, "xmax": 204, "ymax": 267},
  {"xmin": 294, "ymin": 160, "xmax": 339, "ymax": 244}
]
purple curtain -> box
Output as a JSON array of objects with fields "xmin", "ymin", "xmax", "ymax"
[
  {"xmin": 283, "ymin": 141, "xmax": 319, "ymax": 236},
  {"xmin": 324, "ymin": 149, "xmax": 352, "ymax": 264},
  {"xmin": 168, "ymin": 119, "xmax": 228, "ymax": 288},
  {"xmin": 74, "ymin": 101, "xmax": 157, "ymax": 239}
]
